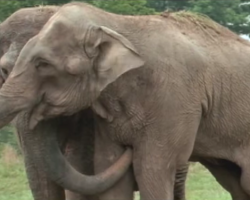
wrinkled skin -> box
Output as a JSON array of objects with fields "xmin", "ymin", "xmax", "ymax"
[
  {"xmin": 0, "ymin": 6, "xmax": 134, "ymax": 200},
  {"xmin": 0, "ymin": 6, "xmax": 189, "ymax": 200},
  {"xmin": 2, "ymin": 2, "xmax": 250, "ymax": 199},
  {"xmin": 0, "ymin": 6, "xmax": 66, "ymax": 200},
  {"xmin": 3, "ymin": 3, "xmax": 250, "ymax": 200}
]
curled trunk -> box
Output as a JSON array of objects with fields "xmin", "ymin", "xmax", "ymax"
[
  {"xmin": 15, "ymin": 113, "xmax": 65, "ymax": 200},
  {"xmin": 0, "ymin": 88, "xmax": 132, "ymax": 195},
  {"xmin": 17, "ymin": 112, "xmax": 132, "ymax": 195}
]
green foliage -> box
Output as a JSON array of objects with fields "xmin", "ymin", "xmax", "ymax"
[
  {"xmin": 0, "ymin": 0, "xmax": 45, "ymax": 22},
  {"xmin": 46, "ymin": 0, "xmax": 71, "ymax": 5},
  {"xmin": 0, "ymin": 0, "xmax": 249, "ymax": 34},
  {"xmin": 92, "ymin": 0, "xmax": 155, "ymax": 15},
  {"xmin": 147, "ymin": 0, "xmax": 190, "ymax": 12},
  {"xmin": 187, "ymin": 0, "xmax": 250, "ymax": 34},
  {"xmin": 0, "ymin": 125, "xmax": 18, "ymax": 152},
  {"xmin": 147, "ymin": 0, "xmax": 250, "ymax": 35}
]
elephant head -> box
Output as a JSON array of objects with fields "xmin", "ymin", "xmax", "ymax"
[
  {"xmin": 0, "ymin": 5, "xmax": 134, "ymax": 195},
  {"xmin": 0, "ymin": 3, "xmax": 144, "ymax": 128}
]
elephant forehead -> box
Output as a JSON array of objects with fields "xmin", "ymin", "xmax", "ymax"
[
  {"xmin": 59, "ymin": 4, "xmax": 87, "ymax": 21},
  {"xmin": 49, "ymin": 4, "xmax": 91, "ymax": 30}
]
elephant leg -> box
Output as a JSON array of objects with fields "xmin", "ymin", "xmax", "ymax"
[
  {"xmin": 200, "ymin": 160, "xmax": 249, "ymax": 200},
  {"xmin": 23, "ymin": 157, "xmax": 65, "ymax": 200},
  {"xmin": 174, "ymin": 163, "xmax": 189, "ymax": 200},
  {"xmin": 237, "ymin": 161, "xmax": 250, "ymax": 197},
  {"xmin": 132, "ymin": 119, "xmax": 198, "ymax": 199},
  {"xmin": 64, "ymin": 126, "xmax": 98, "ymax": 200},
  {"xmin": 64, "ymin": 140, "xmax": 90, "ymax": 200},
  {"xmin": 132, "ymin": 140, "xmax": 176, "ymax": 200},
  {"xmin": 16, "ymin": 120, "xmax": 65, "ymax": 200},
  {"xmin": 56, "ymin": 110, "xmax": 97, "ymax": 200},
  {"xmin": 94, "ymin": 127, "xmax": 135, "ymax": 200}
]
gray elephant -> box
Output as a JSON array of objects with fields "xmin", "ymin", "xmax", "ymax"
[
  {"xmin": 2, "ymin": 1, "xmax": 249, "ymax": 200},
  {"xmin": 0, "ymin": 6, "xmax": 133, "ymax": 200},
  {"xmin": 0, "ymin": 5, "xmax": 189, "ymax": 200},
  {"xmin": 1, "ymin": 2, "xmax": 250, "ymax": 199}
]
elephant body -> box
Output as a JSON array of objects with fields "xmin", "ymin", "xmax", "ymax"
[
  {"xmin": 2, "ymin": 3, "xmax": 250, "ymax": 199},
  {"xmin": 0, "ymin": 5, "xmax": 189, "ymax": 200},
  {"xmin": 0, "ymin": 6, "xmax": 123, "ymax": 200},
  {"xmin": 1, "ymin": 3, "xmax": 250, "ymax": 200}
]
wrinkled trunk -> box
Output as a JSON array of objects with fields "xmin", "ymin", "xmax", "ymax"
[
  {"xmin": 15, "ymin": 113, "xmax": 65, "ymax": 200},
  {"xmin": 0, "ymin": 95, "xmax": 24, "ymax": 128},
  {"xmin": 0, "ymin": 61, "xmax": 132, "ymax": 194},
  {"xmin": 23, "ymin": 150, "xmax": 65, "ymax": 200},
  {"xmin": 14, "ymin": 111, "xmax": 132, "ymax": 195},
  {"xmin": 0, "ymin": 65, "xmax": 40, "ymax": 129}
]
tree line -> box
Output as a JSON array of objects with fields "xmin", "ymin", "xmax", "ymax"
[{"xmin": 0, "ymin": 0, "xmax": 250, "ymax": 34}]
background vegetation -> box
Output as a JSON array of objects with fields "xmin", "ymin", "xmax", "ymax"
[
  {"xmin": 0, "ymin": 0, "xmax": 249, "ymax": 199},
  {"xmin": 0, "ymin": 0, "xmax": 250, "ymax": 34}
]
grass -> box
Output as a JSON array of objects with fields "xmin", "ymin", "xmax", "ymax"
[
  {"xmin": 0, "ymin": 145, "xmax": 32, "ymax": 200},
  {"xmin": 0, "ymin": 145, "xmax": 230, "ymax": 200},
  {"xmin": 186, "ymin": 163, "xmax": 230, "ymax": 200}
]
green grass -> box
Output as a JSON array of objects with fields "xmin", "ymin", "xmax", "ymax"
[
  {"xmin": 186, "ymin": 164, "xmax": 230, "ymax": 200},
  {"xmin": 0, "ymin": 146, "xmax": 32, "ymax": 200},
  {"xmin": 0, "ymin": 147, "xmax": 230, "ymax": 200}
]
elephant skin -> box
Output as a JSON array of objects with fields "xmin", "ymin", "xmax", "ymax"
[
  {"xmin": 2, "ymin": 2, "xmax": 250, "ymax": 199},
  {"xmin": 0, "ymin": 5, "xmax": 189, "ymax": 200},
  {"xmin": 0, "ymin": 6, "xmax": 131, "ymax": 200},
  {"xmin": 2, "ymin": 3, "xmax": 249, "ymax": 200}
]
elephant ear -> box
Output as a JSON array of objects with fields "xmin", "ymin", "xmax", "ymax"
[{"xmin": 84, "ymin": 25, "xmax": 145, "ymax": 92}]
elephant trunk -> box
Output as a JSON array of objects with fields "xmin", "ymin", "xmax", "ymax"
[
  {"xmin": 14, "ymin": 114, "xmax": 66, "ymax": 200},
  {"xmin": 21, "ymin": 113, "xmax": 132, "ymax": 195},
  {"xmin": 0, "ymin": 94, "xmax": 26, "ymax": 128},
  {"xmin": 0, "ymin": 64, "xmax": 40, "ymax": 129},
  {"xmin": 0, "ymin": 56, "xmax": 132, "ymax": 194}
]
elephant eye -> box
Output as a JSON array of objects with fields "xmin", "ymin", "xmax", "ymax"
[
  {"xmin": 35, "ymin": 59, "xmax": 50, "ymax": 70},
  {"xmin": 1, "ymin": 68, "xmax": 8, "ymax": 77}
]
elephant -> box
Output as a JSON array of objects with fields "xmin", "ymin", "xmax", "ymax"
[
  {"xmin": 0, "ymin": 5, "xmax": 190, "ymax": 200},
  {"xmin": 1, "ymin": 3, "xmax": 250, "ymax": 200},
  {"xmin": 0, "ymin": 6, "xmax": 134, "ymax": 200},
  {"xmin": 2, "ymin": 2, "xmax": 250, "ymax": 199}
]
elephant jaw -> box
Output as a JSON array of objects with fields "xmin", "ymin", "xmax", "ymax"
[
  {"xmin": 29, "ymin": 100, "xmax": 71, "ymax": 130},
  {"xmin": 29, "ymin": 102, "xmax": 47, "ymax": 130}
]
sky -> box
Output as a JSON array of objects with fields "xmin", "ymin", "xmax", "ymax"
[
  {"xmin": 239, "ymin": 2, "xmax": 250, "ymax": 41},
  {"xmin": 240, "ymin": 34, "xmax": 250, "ymax": 41}
]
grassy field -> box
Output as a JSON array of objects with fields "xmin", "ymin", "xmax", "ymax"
[{"xmin": 0, "ymin": 145, "xmax": 231, "ymax": 200}]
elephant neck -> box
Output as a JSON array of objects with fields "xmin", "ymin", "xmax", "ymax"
[{"xmin": 91, "ymin": 66, "xmax": 151, "ymax": 123}]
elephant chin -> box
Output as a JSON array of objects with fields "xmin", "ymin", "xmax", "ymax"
[{"xmin": 29, "ymin": 102, "xmax": 47, "ymax": 130}]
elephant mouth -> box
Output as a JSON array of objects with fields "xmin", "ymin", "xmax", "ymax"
[
  {"xmin": 28, "ymin": 94, "xmax": 76, "ymax": 130},
  {"xmin": 28, "ymin": 93, "xmax": 48, "ymax": 129}
]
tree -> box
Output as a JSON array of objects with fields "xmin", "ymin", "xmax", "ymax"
[
  {"xmin": 147, "ymin": 0, "xmax": 250, "ymax": 35},
  {"xmin": 146, "ymin": 0, "xmax": 190, "ymax": 12},
  {"xmin": 187, "ymin": 0, "xmax": 250, "ymax": 34},
  {"xmin": 46, "ymin": 0, "xmax": 71, "ymax": 5},
  {"xmin": 92, "ymin": 0, "xmax": 155, "ymax": 15},
  {"xmin": 0, "ymin": 0, "xmax": 45, "ymax": 22}
]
